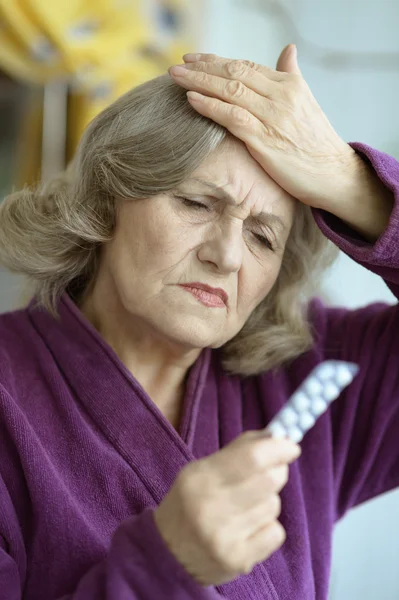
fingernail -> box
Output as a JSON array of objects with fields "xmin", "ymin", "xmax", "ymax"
[
  {"xmin": 169, "ymin": 65, "xmax": 189, "ymax": 77},
  {"xmin": 187, "ymin": 91, "xmax": 205, "ymax": 102},
  {"xmin": 183, "ymin": 53, "xmax": 201, "ymax": 62}
]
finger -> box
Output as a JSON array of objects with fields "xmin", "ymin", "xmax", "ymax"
[
  {"xmin": 276, "ymin": 43, "xmax": 302, "ymax": 76},
  {"xmin": 181, "ymin": 60, "xmax": 284, "ymax": 95},
  {"xmin": 245, "ymin": 520, "xmax": 286, "ymax": 564},
  {"xmin": 237, "ymin": 469, "xmax": 288, "ymax": 511},
  {"xmin": 246, "ymin": 435, "xmax": 301, "ymax": 470},
  {"xmin": 185, "ymin": 92, "xmax": 269, "ymax": 159},
  {"xmin": 182, "ymin": 52, "xmax": 220, "ymax": 63},
  {"xmin": 228, "ymin": 465, "xmax": 288, "ymax": 509},
  {"xmin": 214, "ymin": 430, "xmax": 299, "ymax": 486},
  {"xmin": 225, "ymin": 520, "xmax": 285, "ymax": 578},
  {"xmin": 169, "ymin": 67, "xmax": 273, "ymax": 123},
  {"xmin": 219, "ymin": 429, "xmax": 300, "ymax": 481},
  {"xmin": 182, "ymin": 54, "xmax": 285, "ymax": 83},
  {"xmin": 236, "ymin": 494, "xmax": 282, "ymax": 539},
  {"xmin": 264, "ymin": 465, "xmax": 290, "ymax": 493}
]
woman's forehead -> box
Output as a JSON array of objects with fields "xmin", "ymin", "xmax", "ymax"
[
  {"xmin": 177, "ymin": 176, "xmax": 292, "ymax": 233},
  {"xmin": 178, "ymin": 142, "xmax": 296, "ymax": 224},
  {"xmin": 191, "ymin": 140, "xmax": 291, "ymax": 198}
]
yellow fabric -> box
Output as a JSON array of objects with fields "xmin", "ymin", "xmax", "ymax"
[{"xmin": 0, "ymin": 0, "xmax": 193, "ymax": 182}]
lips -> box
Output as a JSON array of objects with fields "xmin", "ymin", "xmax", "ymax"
[{"xmin": 179, "ymin": 282, "xmax": 228, "ymax": 305}]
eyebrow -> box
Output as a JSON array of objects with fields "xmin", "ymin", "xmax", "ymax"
[{"xmin": 183, "ymin": 177, "xmax": 288, "ymax": 231}]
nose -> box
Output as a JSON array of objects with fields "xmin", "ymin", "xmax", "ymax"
[{"xmin": 197, "ymin": 220, "xmax": 244, "ymax": 274}]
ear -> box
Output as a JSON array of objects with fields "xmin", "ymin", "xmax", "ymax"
[{"xmin": 276, "ymin": 44, "xmax": 302, "ymax": 75}]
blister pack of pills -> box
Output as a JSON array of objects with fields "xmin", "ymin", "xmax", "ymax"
[{"xmin": 264, "ymin": 360, "xmax": 359, "ymax": 444}]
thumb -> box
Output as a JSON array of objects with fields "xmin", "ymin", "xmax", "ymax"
[{"xmin": 276, "ymin": 44, "xmax": 301, "ymax": 75}]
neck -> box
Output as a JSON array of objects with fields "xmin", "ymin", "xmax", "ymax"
[{"xmin": 78, "ymin": 281, "xmax": 202, "ymax": 414}]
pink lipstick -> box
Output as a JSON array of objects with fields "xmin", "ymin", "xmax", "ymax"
[{"xmin": 179, "ymin": 283, "xmax": 228, "ymax": 308}]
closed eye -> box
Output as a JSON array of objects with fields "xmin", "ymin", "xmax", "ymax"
[
  {"xmin": 252, "ymin": 232, "xmax": 274, "ymax": 251},
  {"xmin": 177, "ymin": 196, "xmax": 275, "ymax": 250},
  {"xmin": 180, "ymin": 198, "xmax": 209, "ymax": 211}
]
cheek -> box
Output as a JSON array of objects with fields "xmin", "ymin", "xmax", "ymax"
[
  {"xmin": 238, "ymin": 259, "xmax": 280, "ymax": 313},
  {"xmin": 113, "ymin": 204, "xmax": 195, "ymax": 278}
]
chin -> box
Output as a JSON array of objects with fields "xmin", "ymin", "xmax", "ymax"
[{"xmin": 153, "ymin": 313, "xmax": 231, "ymax": 350}]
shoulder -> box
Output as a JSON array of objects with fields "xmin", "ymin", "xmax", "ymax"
[
  {"xmin": 307, "ymin": 295, "xmax": 398, "ymax": 355},
  {"xmin": 243, "ymin": 294, "xmax": 397, "ymax": 389}
]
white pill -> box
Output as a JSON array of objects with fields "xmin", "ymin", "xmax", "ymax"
[
  {"xmin": 267, "ymin": 421, "xmax": 287, "ymax": 439},
  {"xmin": 335, "ymin": 365, "xmax": 353, "ymax": 387},
  {"xmin": 286, "ymin": 426, "xmax": 304, "ymax": 444},
  {"xmin": 298, "ymin": 412, "xmax": 316, "ymax": 431},
  {"xmin": 280, "ymin": 406, "xmax": 299, "ymax": 427},
  {"xmin": 306, "ymin": 378, "xmax": 324, "ymax": 397},
  {"xmin": 317, "ymin": 363, "xmax": 336, "ymax": 381},
  {"xmin": 292, "ymin": 392, "xmax": 311, "ymax": 412},
  {"xmin": 310, "ymin": 397, "xmax": 328, "ymax": 416},
  {"xmin": 323, "ymin": 382, "xmax": 340, "ymax": 402}
]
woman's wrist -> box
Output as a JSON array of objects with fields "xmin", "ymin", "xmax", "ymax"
[{"xmin": 320, "ymin": 153, "xmax": 394, "ymax": 243}]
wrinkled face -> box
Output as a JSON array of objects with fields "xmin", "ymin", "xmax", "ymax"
[{"xmin": 100, "ymin": 138, "xmax": 296, "ymax": 349}]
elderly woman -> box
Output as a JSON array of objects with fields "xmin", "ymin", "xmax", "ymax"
[{"xmin": 0, "ymin": 44, "xmax": 398, "ymax": 599}]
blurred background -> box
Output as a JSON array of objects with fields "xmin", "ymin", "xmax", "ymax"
[{"xmin": 0, "ymin": 1, "xmax": 398, "ymax": 597}]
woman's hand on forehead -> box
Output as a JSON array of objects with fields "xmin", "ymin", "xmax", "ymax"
[{"xmin": 168, "ymin": 46, "xmax": 359, "ymax": 212}]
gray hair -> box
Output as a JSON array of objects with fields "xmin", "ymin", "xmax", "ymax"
[{"xmin": 0, "ymin": 74, "xmax": 338, "ymax": 375}]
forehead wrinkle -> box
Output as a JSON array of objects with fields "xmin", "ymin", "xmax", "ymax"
[
  {"xmin": 184, "ymin": 177, "xmax": 288, "ymax": 231},
  {"xmin": 187, "ymin": 178, "xmax": 236, "ymax": 205}
]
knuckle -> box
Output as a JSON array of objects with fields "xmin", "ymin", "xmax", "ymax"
[
  {"xmin": 195, "ymin": 53, "xmax": 218, "ymax": 63},
  {"xmin": 196, "ymin": 71, "xmax": 209, "ymax": 85},
  {"xmin": 265, "ymin": 465, "xmax": 288, "ymax": 490},
  {"xmin": 226, "ymin": 79, "xmax": 246, "ymax": 99},
  {"xmin": 240, "ymin": 59, "xmax": 257, "ymax": 70},
  {"xmin": 187, "ymin": 60, "xmax": 207, "ymax": 72},
  {"xmin": 280, "ymin": 464, "xmax": 289, "ymax": 485},
  {"xmin": 231, "ymin": 105, "xmax": 251, "ymax": 126},
  {"xmin": 270, "ymin": 521, "xmax": 286, "ymax": 546},
  {"xmin": 235, "ymin": 550, "xmax": 254, "ymax": 575},
  {"xmin": 268, "ymin": 494, "xmax": 282, "ymax": 518},
  {"xmin": 226, "ymin": 60, "xmax": 248, "ymax": 77},
  {"xmin": 267, "ymin": 521, "xmax": 287, "ymax": 548},
  {"xmin": 243, "ymin": 444, "xmax": 265, "ymax": 472},
  {"xmin": 264, "ymin": 471, "xmax": 277, "ymax": 490},
  {"xmin": 213, "ymin": 541, "xmax": 248, "ymax": 576},
  {"xmin": 231, "ymin": 554, "xmax": 253, "ymax": 576}
]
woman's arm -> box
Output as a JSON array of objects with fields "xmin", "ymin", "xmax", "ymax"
[
  {"xmin": 312, "ymin": 143, "xmax": 399, "ymax": 296},
  {"xmin": 321, "ymin": 144, "xmax": 394, "ymax": 243},
  {"xmin": 305, "ymin": 143, "xmax": 399, "ymax": 518}
]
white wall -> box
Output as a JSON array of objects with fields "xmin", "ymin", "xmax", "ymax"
[
  {"xmin": 0, "ymin": 272, "xmax": 24, "ymax": 313},
  {"xmin": 202, "ymin": 1, "xmax": 399, "ymax": 598}
]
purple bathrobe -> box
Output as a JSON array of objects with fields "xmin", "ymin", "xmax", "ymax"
[{"xmin": 0, "ymin": 143, "xmax": 398, "ymax": 599}]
